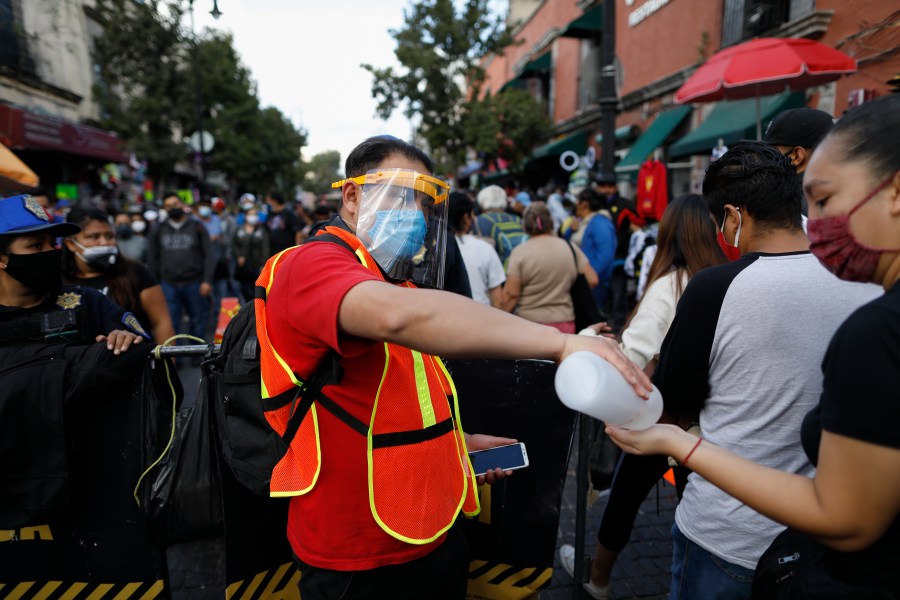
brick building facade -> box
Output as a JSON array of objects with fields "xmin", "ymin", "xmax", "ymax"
[{"xmin": 480, "ymin": 0, "xmax": 899, "ymax": 194}]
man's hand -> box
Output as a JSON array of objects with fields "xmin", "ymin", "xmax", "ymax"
[
  {"xmin": 465, "ymin": 433, "xmax": 518, "ymax": 486},
  {"xmin": 96, "ymin": 330, "xmax": 143, "ymax": 355},
  {"xmin": 199, "ymin": 282, "xmax": 213, "ymax": 297},
  {"xmin": 561, "ymin": 334, "xmax": 653, "ymax": 399}
]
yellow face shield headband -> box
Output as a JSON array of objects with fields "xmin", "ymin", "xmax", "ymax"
[{"xmin": 331, "ymin": 169, "xmax": 449, "ymax": 204}]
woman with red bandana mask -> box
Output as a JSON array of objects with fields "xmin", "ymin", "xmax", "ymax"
[{"xmin": 603, "ymin": 94, "xmax": 900, "ymax": 596}]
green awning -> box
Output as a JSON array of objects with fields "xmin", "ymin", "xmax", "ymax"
[
  {"xmin": 522, "ymin": 52, "xmax": 551, "ymax": 75},
  {"xmin": 499, "ymin": 77, "xmax": 527, "ymax": 93},
  {"xmin": 615, "ymin": 105, "xmax": 692, "ymax": 171},
  {"xmin": 499, "ymin": 52, "xmax": 551, "ymax": 92},
  {"xmin": 560, "ymin": 4, "xmax": 603, "ymax": 39},
  {"xmin": 481, "ymin": 169, "xmax": 511, "ymax": 184},
  {"xmin": 595, "ymin": 125, "xmax": 640, "ymax": 145},
  {"xmin": 669, "ymin": 92, "xmax": 805, "ymax": 158},
  {"xmin": 532, "ymin": 130, "xmax": 588, "ymax": 159}
]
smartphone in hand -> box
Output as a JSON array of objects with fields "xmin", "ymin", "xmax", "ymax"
[{"xmin": 468, "ymin": 442, "xmax": 529, "ymax": 477}]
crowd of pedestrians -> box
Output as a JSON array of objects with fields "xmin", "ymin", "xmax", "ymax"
[{"xmin": 0, "ymin": 94, "xmax": 896, "ymax": 599}]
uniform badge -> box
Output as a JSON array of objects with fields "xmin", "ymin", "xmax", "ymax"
[
  {"xmin": 56, "ymin": 292, "xmax": 82, "ymax": 310},
  {"xmin": 123, "ymin": 312, "xmax": 149, "ymax": 339},
  {"xmin": 23, "ymin": 195, "xmax": 49, "ymax": 222}
]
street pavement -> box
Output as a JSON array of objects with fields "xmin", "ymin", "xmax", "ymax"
[{"xmin": 544, "ymin": 452, "xmax": 678, "ymax": 600}]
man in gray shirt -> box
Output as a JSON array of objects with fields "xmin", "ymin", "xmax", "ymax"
[
  {"xmin": 654, "ymin": 143, "xmax": 880, "ymax": 599},
  {"xmin": 147, "ymin": 193, "xmax": 215, "ymax": 342}
]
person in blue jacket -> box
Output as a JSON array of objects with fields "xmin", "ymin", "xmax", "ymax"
[{"xmin": 577, "ymin": 188, "xmax": 617, "ymax": 313}]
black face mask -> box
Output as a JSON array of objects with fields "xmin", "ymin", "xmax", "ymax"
[
  {"xmin": 167, "ymin": 207, "xmax": 186, "ymax": 221},
  {"xmin": 117, "ymin": 225, "xmax": 133, "ymax": 239},
  {"xmin": 4, "ymin": 249, "xmax": 63, "ymax": 293}
]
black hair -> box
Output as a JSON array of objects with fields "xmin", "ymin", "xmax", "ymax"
[
  {"xmin": 0, "ymin": 235, "xmax": 11, "ymax": 255},
  {"xmin": 344, "ymin": 135, "xmax": 435, "ymax": 178},
  {"xmin": 702, "ymin": 142, "xmax": 802, "ymax": 231},
  {"xmin": 826, "ymin": 95, "xmax": 900, "ymax": 182},
  {"xmin": 448, "ymin": 191, "xmax": 475, "ymax": 233},
  {"xmin": 577, "ymin": 188, "xmax": 605, "ymax": 212},
  {"xmin": 31, "ymin": 187, "xmax": 53, "ymax": 203},
  {"xmin": 161, "ymin": 191, "xmax": 180, "ymax": 203},
  {"xmin": 267, "ymin": 190, "xmax": 285, "ymax": 204}
]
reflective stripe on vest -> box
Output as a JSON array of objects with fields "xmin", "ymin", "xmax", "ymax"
[
  {"xmin": 258, "ymin": 227, "xmax": 479, "ymax": 544},
  {"xmin": 256, "ymin": 246, "xmax": 323, "ymax": 497}
]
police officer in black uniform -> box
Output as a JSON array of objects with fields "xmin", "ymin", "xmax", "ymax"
[{"xmin": 0, "ymin": 193, "xmax": 150, "ymax": 529}]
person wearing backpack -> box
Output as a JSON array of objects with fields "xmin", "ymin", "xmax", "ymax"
[
  {"xmin": 257, "ymin": 135, "xmax": 651, "ymax": 600},
  {"xmin": 473, "ymin": 184, "xmax": 527, "ymax": 270}
]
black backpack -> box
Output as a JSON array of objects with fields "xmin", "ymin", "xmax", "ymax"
[{"xmin": 206, "ymin": 234, "xmax": 367, "ymax": 496}]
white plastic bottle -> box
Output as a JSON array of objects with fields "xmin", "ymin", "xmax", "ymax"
[{"xmin": 554, "ymin": 351, "xmax": 663, "ymax": 430}]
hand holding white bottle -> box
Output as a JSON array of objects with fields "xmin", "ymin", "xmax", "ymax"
[{"xmin": 555, "ymin": 351, "xmax": 663, "ymax": 430}]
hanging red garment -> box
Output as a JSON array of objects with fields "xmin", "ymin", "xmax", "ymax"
[{"xmin": 636, "ymin": 159, "xmax": 668, "ymax": 222}]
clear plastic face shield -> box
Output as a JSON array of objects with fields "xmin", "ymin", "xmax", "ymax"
[{"xmin": 332, "ymin": 169, "xmax": 449, "ymax": 288}]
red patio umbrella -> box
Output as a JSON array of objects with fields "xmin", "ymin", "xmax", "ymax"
[{"xmin": 675, "ymin": 37, "xmax": 857, "ymax": 139}]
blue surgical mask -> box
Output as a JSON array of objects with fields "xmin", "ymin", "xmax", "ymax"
[{"xmin": 365, "ymin": 209, "xmax": 427, "ymax": 274}]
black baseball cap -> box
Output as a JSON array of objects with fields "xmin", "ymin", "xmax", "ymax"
[
  {"xmin": 762, "ymin": 108, "xmax": 834, "ymax": 149},
  {"xmin": 594, "ymin": 172, "xmax": 617, "ymax": 185}
]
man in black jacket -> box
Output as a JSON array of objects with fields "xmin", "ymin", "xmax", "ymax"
[{"xmin": 148, "ymin": 193, "xmax": 216, "ymax": 341}]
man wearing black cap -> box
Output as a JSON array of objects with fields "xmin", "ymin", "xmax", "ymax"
[
  {"xmin": 761, "ymin": 107, "xmax": 834, "ymax": 217},
  {"xmin": 762, "ymin": 107, "xmax": 834, "ymax": 174}
]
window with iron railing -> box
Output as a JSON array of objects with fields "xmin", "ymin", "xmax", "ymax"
[{"xmin": 722, "ymin": 0, "xmax": 813, "ymax": 47}]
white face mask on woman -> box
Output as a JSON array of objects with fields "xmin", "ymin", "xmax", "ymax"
[{"xmin": 71, "ymin": 239, "xmax": 119, "ymax": 271}]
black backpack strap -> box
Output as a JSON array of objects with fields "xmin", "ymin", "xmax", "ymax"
[{"xmin": 280, "ymin": 353, "xmax": 368, "ymax": 444}]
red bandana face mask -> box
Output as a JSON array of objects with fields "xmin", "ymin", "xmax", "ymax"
[{"xmin": 807, "ymin": 173, "xmax": 899, "ymax": 283}]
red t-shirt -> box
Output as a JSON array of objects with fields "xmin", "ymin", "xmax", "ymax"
[{"xmin": 265, "ymin": 241, "xmax": 447, "ymax": 570}]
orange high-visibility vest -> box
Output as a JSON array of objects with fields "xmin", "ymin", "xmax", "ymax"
[{"xmin": 255, "ymin": 226, "xmax": 480, "ymax": 545}]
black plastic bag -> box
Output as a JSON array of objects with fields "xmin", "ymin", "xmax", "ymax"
[{"xmin": 138, "ymin": 357, "xmax": 224, "ymax": 546}]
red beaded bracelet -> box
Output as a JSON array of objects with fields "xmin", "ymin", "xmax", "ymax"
[{"xmin": 682, "ymin": 437, "xmax": 703, "ymax": 466}]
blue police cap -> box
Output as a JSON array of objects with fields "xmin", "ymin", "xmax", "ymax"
[{"xmin": 0, "ymin": 194, "xmax": 80, "ymax": 237}]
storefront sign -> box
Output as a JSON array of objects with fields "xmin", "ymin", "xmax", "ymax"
[
  {"xmin": 626, "ymin": 0, "xmax": 672, "ymax": 27},
  {"xmin": 0, "ymin": 104, "xmax": 128, "ymax": 163}
]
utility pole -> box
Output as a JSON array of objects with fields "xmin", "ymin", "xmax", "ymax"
[
  {"xmin": 598, "ymin": 0, "xmax": 617, "ymax": 177},
  {"xmin": 189, "ymin": 0, "xmax": 207, "ymax": 190}
]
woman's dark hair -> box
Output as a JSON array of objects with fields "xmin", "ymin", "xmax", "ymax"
[
  {"xmin": 825, "ymin": 95, "xmax": 900, "ymax": 182},
  {"xmin": 345, "ymin": 135, "xmax": 434, "ymax": 178},
  {"xmin": 629, "ymin": 194, "xmax": 727, "ymax": 323},
  {"xmin": 522, "ymin": 201, "xmax": 554, "ymax": 235},
  {"xmin": 702, "ymin": 142, "xmax": 802, "ymax": 231},
  {"xmin": 448, "ymin": 191, "xmax": 475, "ymax": 233},
  {"xmin": 63, "ymin": 207, "xmax": 140, "ymax": 311},
  {"xmin": 0, "ymin": 235, "xmax": 11, "ymax": 256}
]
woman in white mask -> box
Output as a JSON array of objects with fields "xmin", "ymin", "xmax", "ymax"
[{"xmin": 62, "ymin": 207, "xmax": 175, "ymax": 344}]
